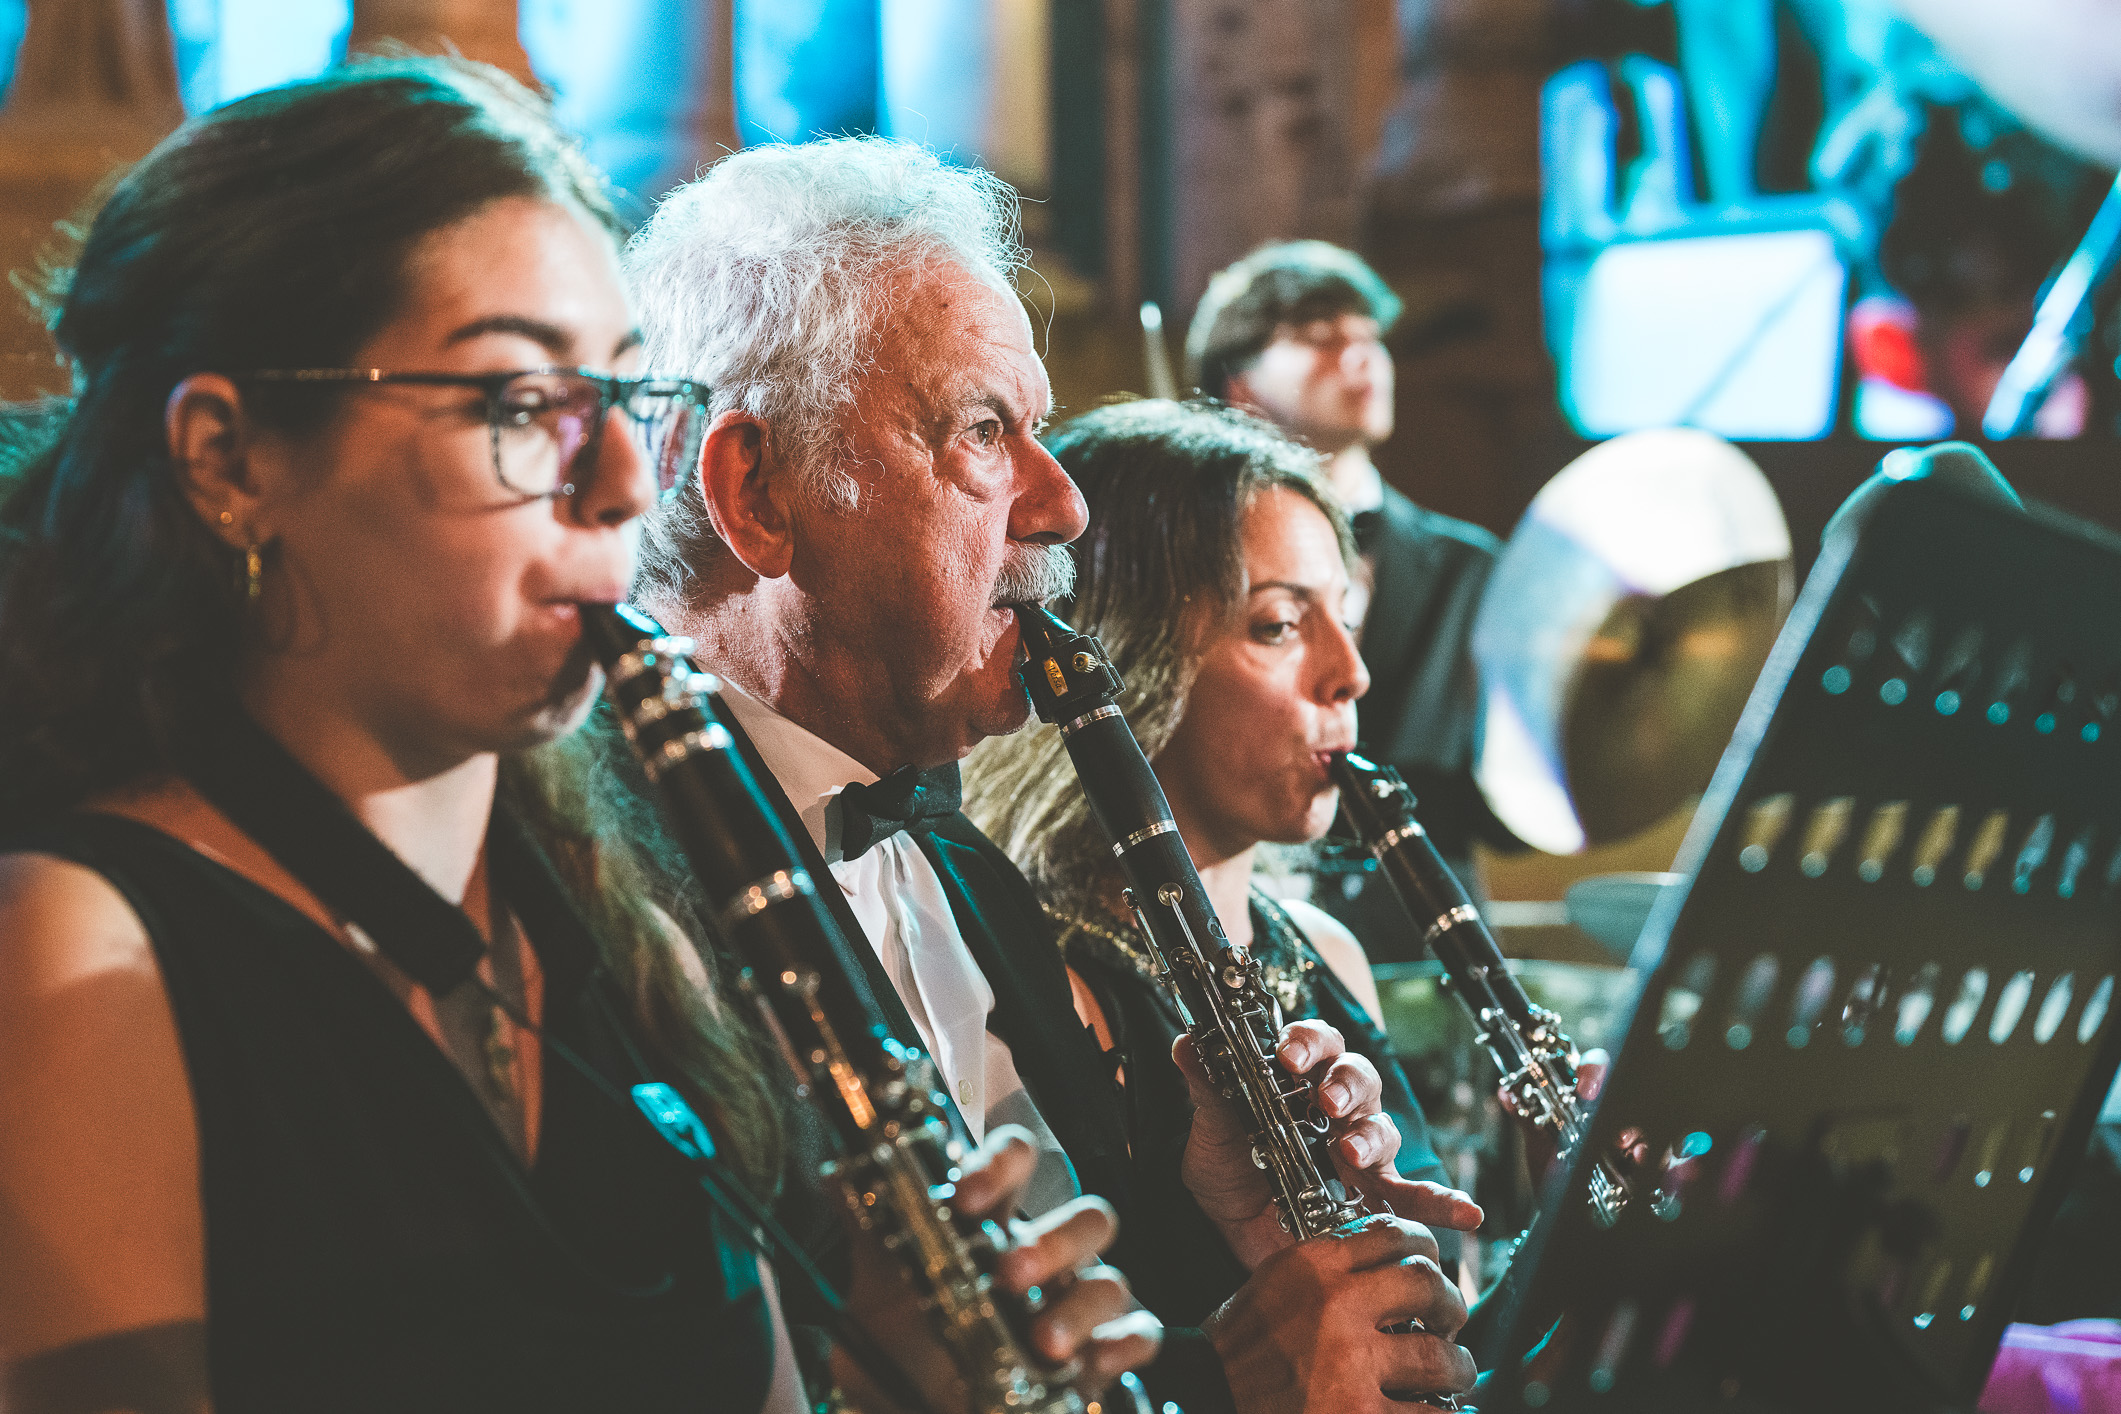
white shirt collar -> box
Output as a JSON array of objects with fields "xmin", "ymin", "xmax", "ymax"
[
  {"xmin": 713, "ymin": 679, "xmax": 875, "ymax": 861},
  {"xmin": 1337, "ymin": 456, "xmax": 1386, "ymax": 516}
]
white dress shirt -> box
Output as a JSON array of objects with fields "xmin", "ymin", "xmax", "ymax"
[{"xmin": 714, "ymin": 683, "xmax": 1079, "ymax": 1212}]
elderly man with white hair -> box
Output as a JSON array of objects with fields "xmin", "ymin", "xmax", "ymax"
[{"xmin": 625, "ymin": 136, "xmax": 1479, "ymax": 1413}]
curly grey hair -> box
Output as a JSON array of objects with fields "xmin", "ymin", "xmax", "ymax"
[{"xmin": 625, "ymin": 136, "xmax": 1028, "ymax": 610}]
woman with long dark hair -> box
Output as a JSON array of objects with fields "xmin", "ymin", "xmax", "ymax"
[
  {"xmin": 964, "ymin": 399, "xmax": 1473, "ymax": 1326},
  {"xmin": 0, "ymin": 57, "xmax": 1146, "ymax": 1414}
]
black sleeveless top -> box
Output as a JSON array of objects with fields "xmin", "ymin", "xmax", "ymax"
[{"xmin": 13, "ymin": 813, "xmax": 774, "ymax": 1414}]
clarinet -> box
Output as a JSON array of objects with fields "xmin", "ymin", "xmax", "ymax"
[
  {"xmin": 1327, "ymin": 750, "xmax": 1627, "ymax": 1229},
  {"xmin": 1017, "ymin": 605, "xmax": 1462, "ymax": 1409},
  {"xmin": 583, "ymin": 603, "xmax": 1087, "ymax": 1414}
]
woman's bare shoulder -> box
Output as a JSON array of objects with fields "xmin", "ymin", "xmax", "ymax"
[
  {"xmin": 1276, "ymin": 896, "xmax": 1387, "ymax": 1026},
  {"xmin": 0, "ymin": 848, "xmax": 154, "ymax": 986},
  {"xmin": 0, "ymin": 847, "xmax": 207, "ymax": 1362},
  {"xmin": 1277, "ymin": 896, "xmax": 1365, "ymax": 959}
]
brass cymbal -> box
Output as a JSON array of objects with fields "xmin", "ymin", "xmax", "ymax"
[{"xmin": 1473, "ymin": 429, "xmax": 1793, "ymax": 854}]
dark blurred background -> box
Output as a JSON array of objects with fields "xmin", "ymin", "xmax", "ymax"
[{"xmin": 2, "ymin": 0, "xmax": 2117, "ymax": 879}]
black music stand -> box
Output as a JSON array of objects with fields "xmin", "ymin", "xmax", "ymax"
[{"xmin": 1480, "ymin": 455, "xmax": 2121, "ymax": 1412}]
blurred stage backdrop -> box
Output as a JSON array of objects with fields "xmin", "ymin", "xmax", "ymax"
[{"xmin": 2, "ymin": 0, "xmax": 2119, "ymax": 844}]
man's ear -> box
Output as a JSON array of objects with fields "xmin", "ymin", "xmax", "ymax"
[
  {"xmin": 165, "ymin": 373, "xmax": 265, "ymax": 549},
  {"xmin": 697, "ymin": 409, "xmax": 795, "ymax": 579}
]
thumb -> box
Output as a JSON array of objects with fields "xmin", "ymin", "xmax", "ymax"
[
  {"xmin": 1171, "ymin": 1034, "xmax": 1253, "ymax": 1158},
  {"xmin": 1171, "ymin": 1033, "xmax": 1221, "ymax": 1110},
  {"xmin": 1387, "ymin": 1179, "xmax": 1484, "ymax": 1233}
]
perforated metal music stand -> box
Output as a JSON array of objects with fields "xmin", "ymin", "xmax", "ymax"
[{"xmin": 1481, "ymin": 459, "xmax": 2121, "ymax": 1412}]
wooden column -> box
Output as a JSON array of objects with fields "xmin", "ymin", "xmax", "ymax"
[
  {"xmin": 347, "ymin": 0, "xmax": 535, "ymax": 85},
  {"xmin": 1098, "ymin": 0, "xmax": 1142, "ymax": 307},
  {"xmin": 1165, "ymin": 0, "xmax": 1361, "ymax": 313},
  {"xmin": 702, "ymin": 0, "xmax": 740, "ymax": 159},
  {"xmin": 1362, "ymin": 0, "xmax": 1569, "ymax": 538},
  {"xmin": 656, "ymin": 0, "xmax": 739, "ymax": 194},
  {"xmin": 0, "ymin": 0, "xmax": 184, "ymax": 398}
]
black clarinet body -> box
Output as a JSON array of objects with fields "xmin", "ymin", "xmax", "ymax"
[
  {"xmin": 1327, "ymin": 750, "xmax": 1626, "ymax": 1228},
  {"xmin": 1017, "ymin": 604, "xmax": 1364, "ymax": 1240},
  {"xmin": 583, "ymin": 602, "xmax": 1084, "ymax": 1414}
]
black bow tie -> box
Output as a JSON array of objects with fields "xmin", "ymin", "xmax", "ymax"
[
  {"xmin": 1350, "ymin": 507, "xmax": 1384, "ymax": 557},
  {"xmin": 836, "ymin": 762, "xmax": 963, "ymax": 859}
]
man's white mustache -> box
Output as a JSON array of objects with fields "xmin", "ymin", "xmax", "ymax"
[{"xmin": 992, "ymin": 543, "xmax": 1076, "ymax": 607}]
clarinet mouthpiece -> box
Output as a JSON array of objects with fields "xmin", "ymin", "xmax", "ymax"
[{"xmin": 1014, "ymin": 604, "xmax": 1126, "ymax": 723}]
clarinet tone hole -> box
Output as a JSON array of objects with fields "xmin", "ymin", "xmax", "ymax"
[
  {"xmin": 1894, "ymin": 963, "xmax": 1942, "ymax": 1045},
  {"xmin": 1658, "ymin": 955, "xmax": 1716, "ymax": 1049},
  {"xmin": 1725, "ymin": 954, "xmax": 1779, "ymax": 1049},
  {"xmin": 1961, "ymin": 1253, "xmax": 1995, "ymax": 1319},
  {"xmin": 2016, "ymin": 1111, "xmax": 2058, "ymax": 1183},
  {"xmin": 1737, "ymin": 793, "xmax": 1794, "ymax": 873},
  {"xmin": 2033, "ymin": 974, "xmax": 2075, "ymax": 1043},
  {"xmin": 1786, "ymin": 957, "xmax": 1837, "ymax": 1047},
  {"xmin": 1912, "ymin": 1254, "xmax": 1953, "ymax": 1327},
  {"xmin": 1940, "ymin": 969, "xmax": 1989, "ymax": 1044},
  {"xmin": 1890, "ymin": 612, "xmax": 1931, "ymax": 673},
  {"xmin": 1988, "ymin": 970, "xmax": 2036, "ymax": 1043},
  {"xmin": 1972, "ymin": 1118, "xmax": 2012, "ymax": 1187},
  {"xmin": 2011, "ymin": 815, "xmax": 2057, "ymax": 894},
  {"xmin": 1857, "ymin": 801, "xmax": 1909, "ymax": 881},
  {"xmin": 1910, "ymin": 805, "xmax": 1960, "ymax": 887},
  {"xmin": 1799, "ymin": 797, "xmax": 1855, "ymax": 877},
  {"xmin": 1841, "ymin": 963, "xmax": 1888, "ymax": 1045},
  {"xmin": 1963, "ymin": 810, "xmax": 2012, "ymax": 889},
  {"xmin": 2058, "ymin": 826, "xmax": 2097, "ymax": 898},
  {"xmin": 2078, "ymin": 975, "xmax": 2114, "ymax": 1043}
]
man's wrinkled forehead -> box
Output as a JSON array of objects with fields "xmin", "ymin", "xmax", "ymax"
[{"xmin": 882, "ymin": 259, "xmax": 1050, "ymax": 421}]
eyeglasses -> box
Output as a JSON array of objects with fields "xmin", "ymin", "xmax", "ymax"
[{"xmin": 239, "ymin": 367, "xmax": 712, "ymax": 503}]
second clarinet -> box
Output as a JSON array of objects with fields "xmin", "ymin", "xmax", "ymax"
[{"xmin": 1327, "ymin": 750, "xmax": 1626, "ymax": 1228}]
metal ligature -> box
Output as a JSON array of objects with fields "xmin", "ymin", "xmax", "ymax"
[
  {"xmin": 1329, "ymin": 750, "xmax": 1627, "ymax": 1229},
  {"xmin": 584, "ymin": 603, "xmax": 1087, "ymax": 1414},
  {"xmin": 1017, "ymin": 604, "xmax": 1462, "ymax": 1408}
]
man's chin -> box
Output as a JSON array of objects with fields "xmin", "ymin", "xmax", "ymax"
[{"xmin": 963, "ymin": 680, "xmax": 1037, "ymax": 752}]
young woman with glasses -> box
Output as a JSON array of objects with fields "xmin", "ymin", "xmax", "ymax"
[{"xmin": 0, "ymin": 57, "xmax": 1142, "ymax": 1414}]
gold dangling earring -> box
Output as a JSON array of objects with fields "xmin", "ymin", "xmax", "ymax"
[{"xmin": 245, "ymin": 542, "xmax": 263, "ymax": 604}]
